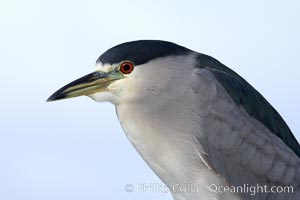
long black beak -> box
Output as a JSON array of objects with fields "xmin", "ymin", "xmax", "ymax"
[{"xmin": 47, "ymin": 70, "xmax": 122, "ymax": 102}]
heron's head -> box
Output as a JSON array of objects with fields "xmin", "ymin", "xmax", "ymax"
[{"xmin": 47, "ymin": 40, "xmax": 194, "ymax": 105}]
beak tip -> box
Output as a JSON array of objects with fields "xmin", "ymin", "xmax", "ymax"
[
  {"xmin": 46, "ymin": 92, "xmax": 67, "ymax": 102},
  {"xmin": 46, "ymin": 97, "xmax": 54, "ymax": 102},
  {"xmin": 46, "ymin": 96, "xmax": 56, "ymax": 102}
]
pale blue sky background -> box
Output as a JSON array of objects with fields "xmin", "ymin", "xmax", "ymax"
[{"xmin": 0, "ymin": 0, "xmax": 299, "ymax": 199}]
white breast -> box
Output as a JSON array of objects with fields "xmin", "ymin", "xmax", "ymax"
[{"xmin": 116, "ymin": 100, "xmax": 242, "ymax": 200}]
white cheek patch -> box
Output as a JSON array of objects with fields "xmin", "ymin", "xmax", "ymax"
[
  {"xmin": 95, "ymin": 62, "xmax": 117, "ymax": 72},
  {"xmin": 88, "ymin": 91, "xmax": 120, "ymax": 104}
]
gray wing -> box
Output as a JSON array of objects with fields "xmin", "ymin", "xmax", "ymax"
[{"xmin": 192, "ymin": 54, "xmax": 300, "ymax": 200}]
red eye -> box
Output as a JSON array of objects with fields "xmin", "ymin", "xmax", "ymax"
[{"xmin": 120, "ymin": 61, "xmax": 134, "ymax": 74}]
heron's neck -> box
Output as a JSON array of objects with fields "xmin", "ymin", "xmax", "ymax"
[
  {"xmin": 115, "ymin": 101, "xmax": 242, "ymax": 200},
  {"xmin": 116, "ymin": 102, "xmax": 196, "ymax": 180},
  {"xmin": 116, "ymin": 102, "xmax": 215, "ymax": 193}
]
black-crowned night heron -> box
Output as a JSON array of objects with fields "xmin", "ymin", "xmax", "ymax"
[{"xmin": 48, "ymin": 40, "xmax": 300, "ymax": 200}]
